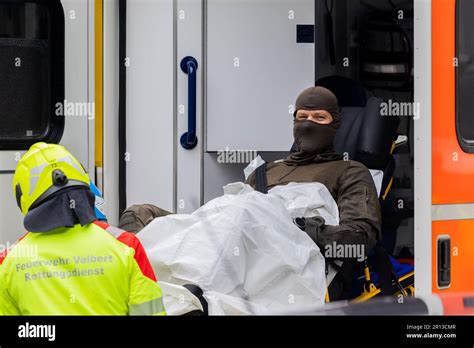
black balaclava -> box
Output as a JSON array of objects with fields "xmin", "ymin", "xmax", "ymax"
[{"xmin": 285, "ymin": 86, "xmax": 343, "ymax": 166}]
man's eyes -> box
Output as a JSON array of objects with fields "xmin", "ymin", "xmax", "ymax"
[
  {"xmin": 313, "ymin": 116, "xmax": 327, "ymax": 121},
  {"xmin": 297, "ymin": 114, "xmax": 327, "ymax": 120}
]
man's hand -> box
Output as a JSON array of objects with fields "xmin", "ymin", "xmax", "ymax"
[
  {"xmin": 293, "ymin": 217, "xmax": 306, "ymax": 231},
  {"xmin": 294, "ymin": 216, "xmax": 326, "ymax": 247}
]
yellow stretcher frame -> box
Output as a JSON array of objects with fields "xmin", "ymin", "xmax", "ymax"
[
  {"xmin": 352, "ymin": 270, "xmax": 415, "ymax": 303},
  {"xmin": 324, "ymin": 261, "xmax": 415, "ymax": 304}
]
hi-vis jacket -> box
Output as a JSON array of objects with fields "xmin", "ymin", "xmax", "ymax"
[{"xmin": 0, "ymin": 221, "xmax": 166, "ymax": 316}]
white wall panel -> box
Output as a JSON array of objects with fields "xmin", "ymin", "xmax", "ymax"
[
  {"xmin": 125, "ymin": 0, "xmax": 175, "ymax": 212},
  {"xmin": 206, "ymin": 0, "xmax": 314, "ymax": 152},
  {"xmin": 176, "ymin": 0, "xmax": 203, "ymax": 213},
  {"xmin": 61, "ymin": 0, "xmax": 92, "ymax": 170}
]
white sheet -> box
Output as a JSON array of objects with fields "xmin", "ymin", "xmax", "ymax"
[{"xmin": 138, "ymin": 182, "xmax": 339, "ymax": 315}]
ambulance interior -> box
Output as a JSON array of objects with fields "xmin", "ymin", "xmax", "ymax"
[
  {"xmin": 0, "ymin": 0, "xmax": 416, "ymax": 311},
  {"xmin": 313, "ymin": 0, "xmax": 415, "ymax": 262}
]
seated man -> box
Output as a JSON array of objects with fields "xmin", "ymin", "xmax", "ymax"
[
  {"xmin": 246, "ymin": 86, "xmax": 381, "ymax": 300},
  {"xmin": 119, "ymin": 86, "xmax": 381, "ymax": 301}
]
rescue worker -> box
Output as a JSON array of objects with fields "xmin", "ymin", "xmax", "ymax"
[
  {"xmin": 0, "ymin": 143, "xmax": 166, "ymax": 316},
  {"xmin": 246, "ymin": 86, "xmax": 382, "ymax": 300}
]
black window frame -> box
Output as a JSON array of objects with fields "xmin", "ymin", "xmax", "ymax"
[
  {"xmin": 456, "ymin": 0, "xmax": 474, "ymax": 154},
  {"xmin": 0, "ymin": 0, "xmax": 64, "ymax": 150}
]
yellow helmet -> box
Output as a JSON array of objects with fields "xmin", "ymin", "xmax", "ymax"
[{"xmin": 13, "ymin": 143, "xmax": 90, "ymax": 215}]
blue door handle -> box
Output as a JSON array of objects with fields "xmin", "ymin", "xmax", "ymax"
[{"xmin": 180, "ymin": 56, "xmax": 199, "ymax": 150}]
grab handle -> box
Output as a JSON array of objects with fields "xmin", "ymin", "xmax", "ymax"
[
  {"xmin": 180, "ymin": 56, "xmax": 199, "ymax": 150},
  {"xmin": 437, "ymin": 236, "xmax": 451, "ymax": 288}
]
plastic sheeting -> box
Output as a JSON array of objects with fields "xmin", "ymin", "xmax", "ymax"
[{"xmin": 138, "ymin": 182, "xmax": 339, "ymax": 315}]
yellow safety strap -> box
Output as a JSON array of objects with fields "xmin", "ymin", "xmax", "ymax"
[
  {"xmin": 382, "ymin": 177, "xmax": 394, "ymax": 201},
  {"xmin": 390, "ymin": 141, "xmax": 396, "ymax": 155}
]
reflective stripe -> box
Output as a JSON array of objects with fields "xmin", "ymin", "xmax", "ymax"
[
  {"xmin": 129, "ymin": 297, "xmax": 165, "ymax": 316},
  {"xmin": 29, "ymin": 176, "xmax": 40, "ymax": 195},
  {"xmin": 29, "ymin": 163, "xmax": 48, "ymax": 194},
  {"xmin": 57, "ymin": 156, "xmax": 84, "ymax": 174},
  {"xmin": 30, "ymin": 163, "xmax": 48, "ymax": 176},
  {"xmin": 432, "ymin": 204, "xmax": 474, "ymax": 221},
  {"xmin": 105, "ymin": 226, "xmax": 125, "ymax": 238}
]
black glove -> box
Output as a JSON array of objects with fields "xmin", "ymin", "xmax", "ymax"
[
  {"xmin": 293, "ymin": 217, "xmax": 306, "ymax": 231},
  {"xmin": 301, "ymin": 216, "xmax": 326, "ymax": 245}
]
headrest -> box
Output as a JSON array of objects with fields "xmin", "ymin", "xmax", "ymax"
[
  {"xmin": 333, "ymin": 107, "xmax": 365, "ymax": 160},
  {"xmin": 334, "ymin": 97, "xmax": 400, "ymax": 170}
]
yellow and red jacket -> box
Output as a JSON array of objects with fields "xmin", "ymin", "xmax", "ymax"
[{"xmin": 0, "ymin": 221, "xmax": 165, "ymax": 316}]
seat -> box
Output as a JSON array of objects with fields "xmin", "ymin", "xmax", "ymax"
[
  {"xmin": 334, "ymin": 97, "xmax": 399, "ymax": 201},
  {"xmin": 306, "ymin": 76, "xmax": 412, "ymax": 302},
  {"xmin": 319, "ymin": 76, "xmax": 400, "ymax": 201},
  {"xmin": 258, "ymin": 76, "xmax": 413, "ymax": 302}
]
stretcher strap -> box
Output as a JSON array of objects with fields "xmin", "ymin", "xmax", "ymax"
[
  {"xmin": 255, "ymin": 163, "xmax": 268, "ymax": 194},
  {"xmin": 373, "ymin": 245, "xmax": 402, "ymax": 296},
  {"xmin": 183, "ymin": 284, "xmax": 209, "ymax": 316}
]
